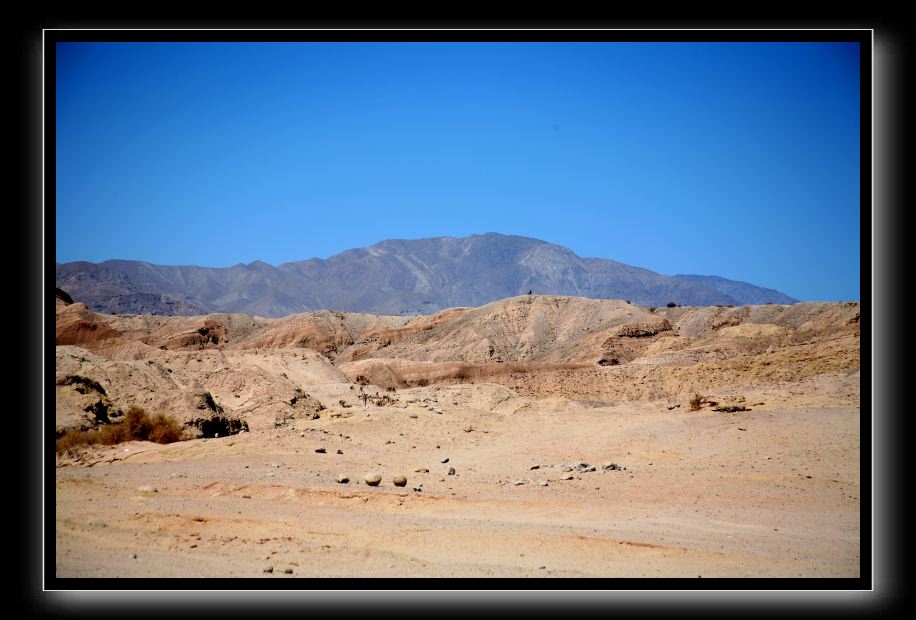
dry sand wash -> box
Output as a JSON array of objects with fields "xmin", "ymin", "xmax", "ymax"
[{"xmin": 55, "ymin": 294, "xmax": 861, "ymax": 577}]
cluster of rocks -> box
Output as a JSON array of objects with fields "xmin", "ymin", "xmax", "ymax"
[
  {"xmin": 515, "ymin": 461, "xmax": 626, "ymax": 485},
  {"xmin": 335, "ymin": 472, "xmax": 409, "ymax": 487},
  {"xmin": 405, "ymin": 397, "xmax": 443, "ymax": 414}
]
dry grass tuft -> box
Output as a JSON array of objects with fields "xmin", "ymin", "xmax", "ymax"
[{"xmin": 56, "ymin": 406, "xmax": 182, "ymax": 453}]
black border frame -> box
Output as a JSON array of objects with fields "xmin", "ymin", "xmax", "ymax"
[{"xmin": 19, "ymin": 18, "xmax": 901, "ymax": 614}]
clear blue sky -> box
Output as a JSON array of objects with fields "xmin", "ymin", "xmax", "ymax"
[{"xmin": 56, "ymin": 41, "xmax": 861, "ymax": 302}]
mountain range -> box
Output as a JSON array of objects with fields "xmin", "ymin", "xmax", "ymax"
[{"xmin": 55, "ymin": 233, "xmax": 797, "ymax": 316}]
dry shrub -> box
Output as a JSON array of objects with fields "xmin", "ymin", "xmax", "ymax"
[
  {"xmin": 56, "ymin": 406, "xmax": 182, "ymax": 453},
  {"xmin": 415, "ymin": 378, "xmax": 429, "ymax": 387},
  {"xmin": 689, "ymin": 393, "xmax": 704, "ymax": 411}
]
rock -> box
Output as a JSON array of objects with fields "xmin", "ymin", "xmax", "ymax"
[
  {"xmin": 283, "ymin": 567, "xmax": 293, "ymax": 574},
  {"xmin": 137, "ymin": 485, "xmax": 158, "ymax": 494},
  {"xmin": 414, "ymin": 468, "xmax": 429, "ymax": 473},
  {"xmin": 409, "ymin": 413, "xmax": 418, "ymax": 419},
  {"xmin": 529, "ymin": 465, "xmax": 540, "ymax": 470},
  {"xmin": 561, "ymin": 473, "xmax": 574, "ymax": 480},
  {"xmin": 463, "ymin": 426, "xmax": 473, "ymax": 433},
  {"xmin": 129, "ymin": 553, "xmax": 137, "ymax": 559},
  {"xmin": 393, "ymin": 475, "xmax": 407, "ymax": 487},
  {"xmin": 364, "ymin": 473, "xmax": 382, "ymax": 486},
  {"xmin": 538, "ymin": 480, "xmax": 548, "ymax": 487},
  {"xmin": 412, "ymin": 487, "xmax": 423, "ymax": 492},
  {"xmin": 441, "ymin": 457, "xmax": 449, "ymax": 463},
  {"xmin": 336, "ymin": 449, "xmax": 343, "ymax": 454},
  {"xmin": 264, "ymin": 566, "xmax": 273, "ymax": 573},
  {"xmin": 512, "ymin": 479, "xmax": 524, "ymax": 485},
  {"xmin": 603, "ymin": 462, "xmax": 623, "ymax": 471},
  {"xmin": 336, "ymin": 474, "xmax": 350, "ymax": 484},
  {"xmin": 315, "ymin": 446, "xmax": 326, "ymax": 453},
  {"xmin": 299, "ymin": 432, "xmax": 305, "ymax": 437},
  {"xmin": 447, "ymin": 467, "xmax": 456, "ymax": 475}
]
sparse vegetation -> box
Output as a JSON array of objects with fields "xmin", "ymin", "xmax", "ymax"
[
  {"xmin": 648, "ymin": 307, "xmax": 657, "ymax": 313},
  {"xmin": 689, "ymin": 393, "xmax": 704, "ymax": 411},
  {"xmin": 415, "ymin": 378, "xmax": 429, "ymax": 387},
  {"xmin": 354, "ymin": 374, "xmax": 370, "ymax": 385},
  {"xmin": 667, "ymin": 302, "xmax": 677, "ymax": 308},
  {"xmin": 56, "ymin": 406, "xmax": 183, "ymax": 453}
]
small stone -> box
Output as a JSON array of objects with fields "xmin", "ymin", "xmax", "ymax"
[
  {"xmin": 299, "ymin": 432, "xmax": 305, "ymax": 437},
  {"xmin": 413, "ymin": 487, "xmax": 423, "ymax": 492},
  {"xmin": 283, "ymin": 567, "xmax": 293, "ymax": 574},
  {"xmin": 271, "ymin": 463, "xmax": 280, "ymax": 468},
  {"xmin": 264, "ymin": 566, "xmax": 273, "ymax": 573},
  {"xmin": 561, "ymin": 474, "xmax": 574, "ymax": 480},
  {"xmin": 513, "ymin": 479, "xmax": 524, "ymax": 485},
  {"xmin": 129, "ymin": 553, "xmax": 137, "ymax": 559},
  {"xmin": 364, "ymin": 473, "xmax": 382, "ymax": 486},
  {"xmin": 315, "ymin": 446, "xmax": 327, "ymax": 453},
  {"xmin": 409, "ymin": 413, "xmax": 418, "ymax": 419},
  {"xmin": 336, "ymin": 474, "xmax": 350, "ymax": 484},
  {"xmin": 529, "ymin": 465, "xmax": 540, "ymax": 470},
  {"xmin": 441, "ymin": 457, "xmax": 449, "ymax": 463},
  {"xmin": 393, "ymin": 475, "xmax": 407, "ymax": 487},
  {"xmin": 447, "ymin": 467, "xmax": 456, "ymax": 475},
  {"xmin": 463, "ymin": 426, "xmax": 473, "ymax": 433},
  {"xmin": 414, "ymin": 468, "xmax": 429, "ymax": 473},
  {"xmin": 538, "ymin": 480, "xmax": 548, "ymax": 487},
  {"xmin": 137, "ymin": 485, "xmax": 158, "ymax": 494},
  {"xmin": 336, "ymin": 449, "xmax": 343, "ymax": 454}
]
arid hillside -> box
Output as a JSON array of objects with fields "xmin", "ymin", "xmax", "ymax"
[
  {"xmin": 55, "ymin": 292, "xmax": 860, "ymax": 579},
  {"xmin": 56, "ymin": 294, "xmax": 859, "ymax": 437}
]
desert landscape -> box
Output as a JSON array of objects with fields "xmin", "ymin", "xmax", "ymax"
[{"xmin": 54, "ymin": 289, "xmax": 860, "ymax": 578}]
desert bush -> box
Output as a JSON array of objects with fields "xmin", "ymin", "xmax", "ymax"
[
  {"xmin": 56, "ymin": 406, "xmax": 182, "ymax": 453},
  {"xmin": 688, "ymin": 393, "xmax": 704, "ymax": 411},
  {"xmin": 385, "ymin": 386, "xmax": 396, "ymax": 393},
  {"xmin": 667, "ymin": 302, "xmax": 677, "ymax": 308},
  {"xmin": 648, "ymin": 307, "xmax": 657, "ymax": 313},
  {"xmin": 416, "ymin": 378, "xmax": 429, "ymax": 387},
  {"xmin": 354, "ymin": 374, "xmax": 370, "ymax": 385}
]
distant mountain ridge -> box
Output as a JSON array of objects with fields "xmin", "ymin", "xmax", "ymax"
[{"xmin": 56, "ymin": 233, "xmax": 797, "ymax": 316}]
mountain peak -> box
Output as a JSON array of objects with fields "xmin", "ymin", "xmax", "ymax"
[{"xmin": 56, "ymin": 234, "xmax": 797, "ymax": 316}]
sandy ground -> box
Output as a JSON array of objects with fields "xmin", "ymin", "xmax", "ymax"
[
  {"xmin": 56, "ymin": 382, "xmax": 859, "ymax": 578},
  {"xmin": 55, "ymin": 297, "xmax": 860, "ymax": 578}
]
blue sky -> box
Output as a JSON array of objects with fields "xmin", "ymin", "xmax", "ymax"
[{"xmin": 56, "ymin": 41, "xmax": 861, "ymax": 301}]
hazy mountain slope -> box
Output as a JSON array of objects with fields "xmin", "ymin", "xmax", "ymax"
[
  {"xmin": 56, "ymin": 233, "xmax": 798, "ymax": 316},
  {"xmin": 674, "ymin": 274, "xmax": 798, "ymax": 305}
]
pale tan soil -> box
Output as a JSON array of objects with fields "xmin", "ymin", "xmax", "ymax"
[{"xmin": 55, "ymin": 296, "xmax": 860, "ymax": 578}]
